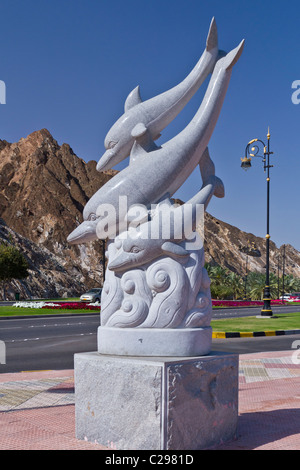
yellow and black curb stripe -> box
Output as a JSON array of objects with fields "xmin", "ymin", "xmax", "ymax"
[{"xmin": 212, "ymin": 329, "xmax": 300, "ymax": 339}]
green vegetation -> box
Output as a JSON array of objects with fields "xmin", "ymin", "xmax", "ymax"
[
  {"xmin": 0, "ymin": 306, "xmax": 99, "ymax": 317},
  {"xmin": 211, "ymin": 312, "xmax": 300, "ymax": 333},
  {"xmin": 0, "ymin": 242, "xmax": 29, "ymax": 300},
  {"xmin": 205, "ymin": 263, "xmax": 300, "ymax": 300}
]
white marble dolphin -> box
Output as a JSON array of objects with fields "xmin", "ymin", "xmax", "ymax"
[
  {"xmin": 67, "ymin": 39, "xmax": 244, "ymax": 245},
  {"xmin": 107, "ymin": 147, "xmax": 224, "ymax": 272},
  {"xmin": 96, "ymin": 18, "xmax": 219, "ymax": 171}
]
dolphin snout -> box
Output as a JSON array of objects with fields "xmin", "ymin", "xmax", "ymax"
[
  {"xmin": 108, "ymin": 252, "xmax": 134, "ymax": 272},
  {"xmin": 96, "ymin": 149, "xmax": 116, "ymax": 172},
  {"xmin": 67, "ymin": 221, "xmax": 97, "ymax": 245}
]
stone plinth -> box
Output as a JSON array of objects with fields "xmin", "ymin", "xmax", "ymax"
[
  {"xmin": 97, "ymin": 326, "xmax": 212, "ymax": 357},
  {"xmin": 74, "ymin": 351, "xmax": 239, "ymax": 450}
]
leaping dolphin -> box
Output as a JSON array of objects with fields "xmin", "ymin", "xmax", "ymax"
[
  {"xmin": 96, "ymin": 18, "xmax": 219, "ymax": 171},
  {"xmin": 107, "ymin": 147, "xmax": 224, "ymax": 272},
  {"xmin": 67, "ymin": 38, "xmax": 244, "ymax": 245}
]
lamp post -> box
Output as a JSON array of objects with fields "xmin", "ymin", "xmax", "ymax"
[
  {"xmin": 282, "ymin": 244, "xmax": 286, "ymax": 302},
  {"xmin": 244, "ymin": 253, "xmax": 248, "ymax": 300},
  {"xmin": 276, "ymin": 253, "xmax": 281, "ymax": 300},
  {"xmin": 241, "ymin": 128, "xmax": 274, "ymax": 316}
]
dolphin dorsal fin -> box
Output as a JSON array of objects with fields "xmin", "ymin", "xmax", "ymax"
[
  {"xmin": 129, "ymin": 123, "xmax": 159, "ymax": 165},
  {"xmin": 124, "ymin": 85, "xmax": 143, "ymax": 112}
]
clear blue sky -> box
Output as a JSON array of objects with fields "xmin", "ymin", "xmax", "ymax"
[{"xmin": 0, "ymin": 0, "xmax": 299, "ymax": 250}]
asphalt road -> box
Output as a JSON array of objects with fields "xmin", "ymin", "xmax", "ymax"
[
  {"xmin": 0, "ymin": 314, "xmax": 99, "ymax": 373},
  {"xmin": 212, "ymin": 304, "xmax": 300, "ymax": 318},
  {"xmin": 0, "ymin": 310, "xmax": 300, "ymax": 373}
]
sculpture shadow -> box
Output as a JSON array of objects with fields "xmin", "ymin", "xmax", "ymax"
[{"xmin": 232, "ymin": 408, "xmax": 300, "ymax": 449}]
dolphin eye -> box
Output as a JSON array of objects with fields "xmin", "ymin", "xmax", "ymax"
[
  {"xmin": 130, "ymin": 246, "xmax": 141, "ymax": 254},
  {"xmin": 88, "ymin": 213, "xmax": 97, "ymax": 222},
  {"xmin": 107, "ymin": 141, "xmax": 117, "ymax": 150}
]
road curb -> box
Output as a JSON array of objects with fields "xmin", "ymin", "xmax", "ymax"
[{"xmin": 213, "ymin": 329, "xmax": 300, "ymax": 339}]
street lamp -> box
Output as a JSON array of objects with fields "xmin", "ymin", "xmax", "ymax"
[
  {"xmin": 241, "ymin": 128, "xmax": 274, "ymax": 316},
  {"xmin": 275, "ymin": 253, "xmax": 281, "ymax": 300},
  {"xmin": 282, "ymin": 244, "xmax": 286, "ymax": 302}
]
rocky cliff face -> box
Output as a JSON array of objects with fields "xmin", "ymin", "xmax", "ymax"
[
  {"xmin": 204, "ymin": 213, "xmax": 300, "ymax": 278},
  {"xmin": 0, "ymin": 129, "xmax": 117, "ymax": 298},
  {"xmin": 0, "ymin": 129, "xmax": 298, "ymax": 300},
  {"xmin": 0, "ymin": 218, "xmax": 86, "ymax": 299}
]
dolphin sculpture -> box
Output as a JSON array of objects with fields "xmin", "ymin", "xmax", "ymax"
[
  {"xmin": 67, "ymin": 38, "xmax": 244, "ymax": 245},
  {"xmin": 96, "ymin": 18, "xmax": 219, "ymax": 171},
  {"xmin": 107, "ymin": 147, "xmax": 224, "ymax": 272}
]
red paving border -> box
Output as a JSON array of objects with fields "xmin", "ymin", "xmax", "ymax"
[{"xmin": 0, "ymin": 351, "xmax": 299, "ymax": 450}]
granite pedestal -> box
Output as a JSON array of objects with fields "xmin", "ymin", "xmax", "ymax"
[
  {"xmin": 74, "ymin": 351, "xmax": 239, "ymax": 450},
  {"xmin": 98, "ymin": 326, "xmax": 212, "ymax": 357}
]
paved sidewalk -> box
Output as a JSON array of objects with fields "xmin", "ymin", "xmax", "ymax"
[
  {"xmin": 0, "ymin": 350, "xmax": 299, "ymax": 450},
  {"xmin": 218, "ymin": 350, "xmax": 300, "ymax": 450}
]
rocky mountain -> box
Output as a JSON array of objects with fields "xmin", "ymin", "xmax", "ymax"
[
  {"xmin": 204, "ymin": 213, "xmax": 300, "ymax": 279},
  {"xmin": 0, "ymin": 129, "xmax": 117, "ymax": 299},
  {"xmin": 0, "ymin": 218, "xmax": 86, "ymax": 300},
  {"xmin": 0, "ymin": 129, "xmax": 299, "ymax": 300}
]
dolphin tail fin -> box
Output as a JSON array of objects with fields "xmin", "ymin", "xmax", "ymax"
[
  {"xmin": 213, "ymin": 176, "xmax": 225, "ymax": 198},
  {"xmin": 199, "ymin": 147, "xmax": 215, "ymax": 182},
  {"xmin": 206, "ymin": 17, "xmax": 218, "ymax": 52},
  {"xmin": 199, "ymin": 147, "xmax": 225, "ymax": 198},
  {"xmin": 220, "ymin": 39, "xmax": 245, "ymax": 70}
]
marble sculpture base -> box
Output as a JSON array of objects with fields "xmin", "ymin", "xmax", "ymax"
[
  {"xmin": 74, "ymin": 351, "xmax": 239, "ymax": 450},
  {"xmin": 97, "ymin": 326, "xmax": 212, "ymax": 357}
]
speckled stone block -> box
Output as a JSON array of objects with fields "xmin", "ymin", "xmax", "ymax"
[{"xmin": 74, "ymin": 351, "xmax": 238, "ymax": 450}]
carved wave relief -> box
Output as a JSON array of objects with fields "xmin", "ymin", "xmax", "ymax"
[{"xmin": 101, "ymin": 241, "xmax": 212, "ymax": 329}]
